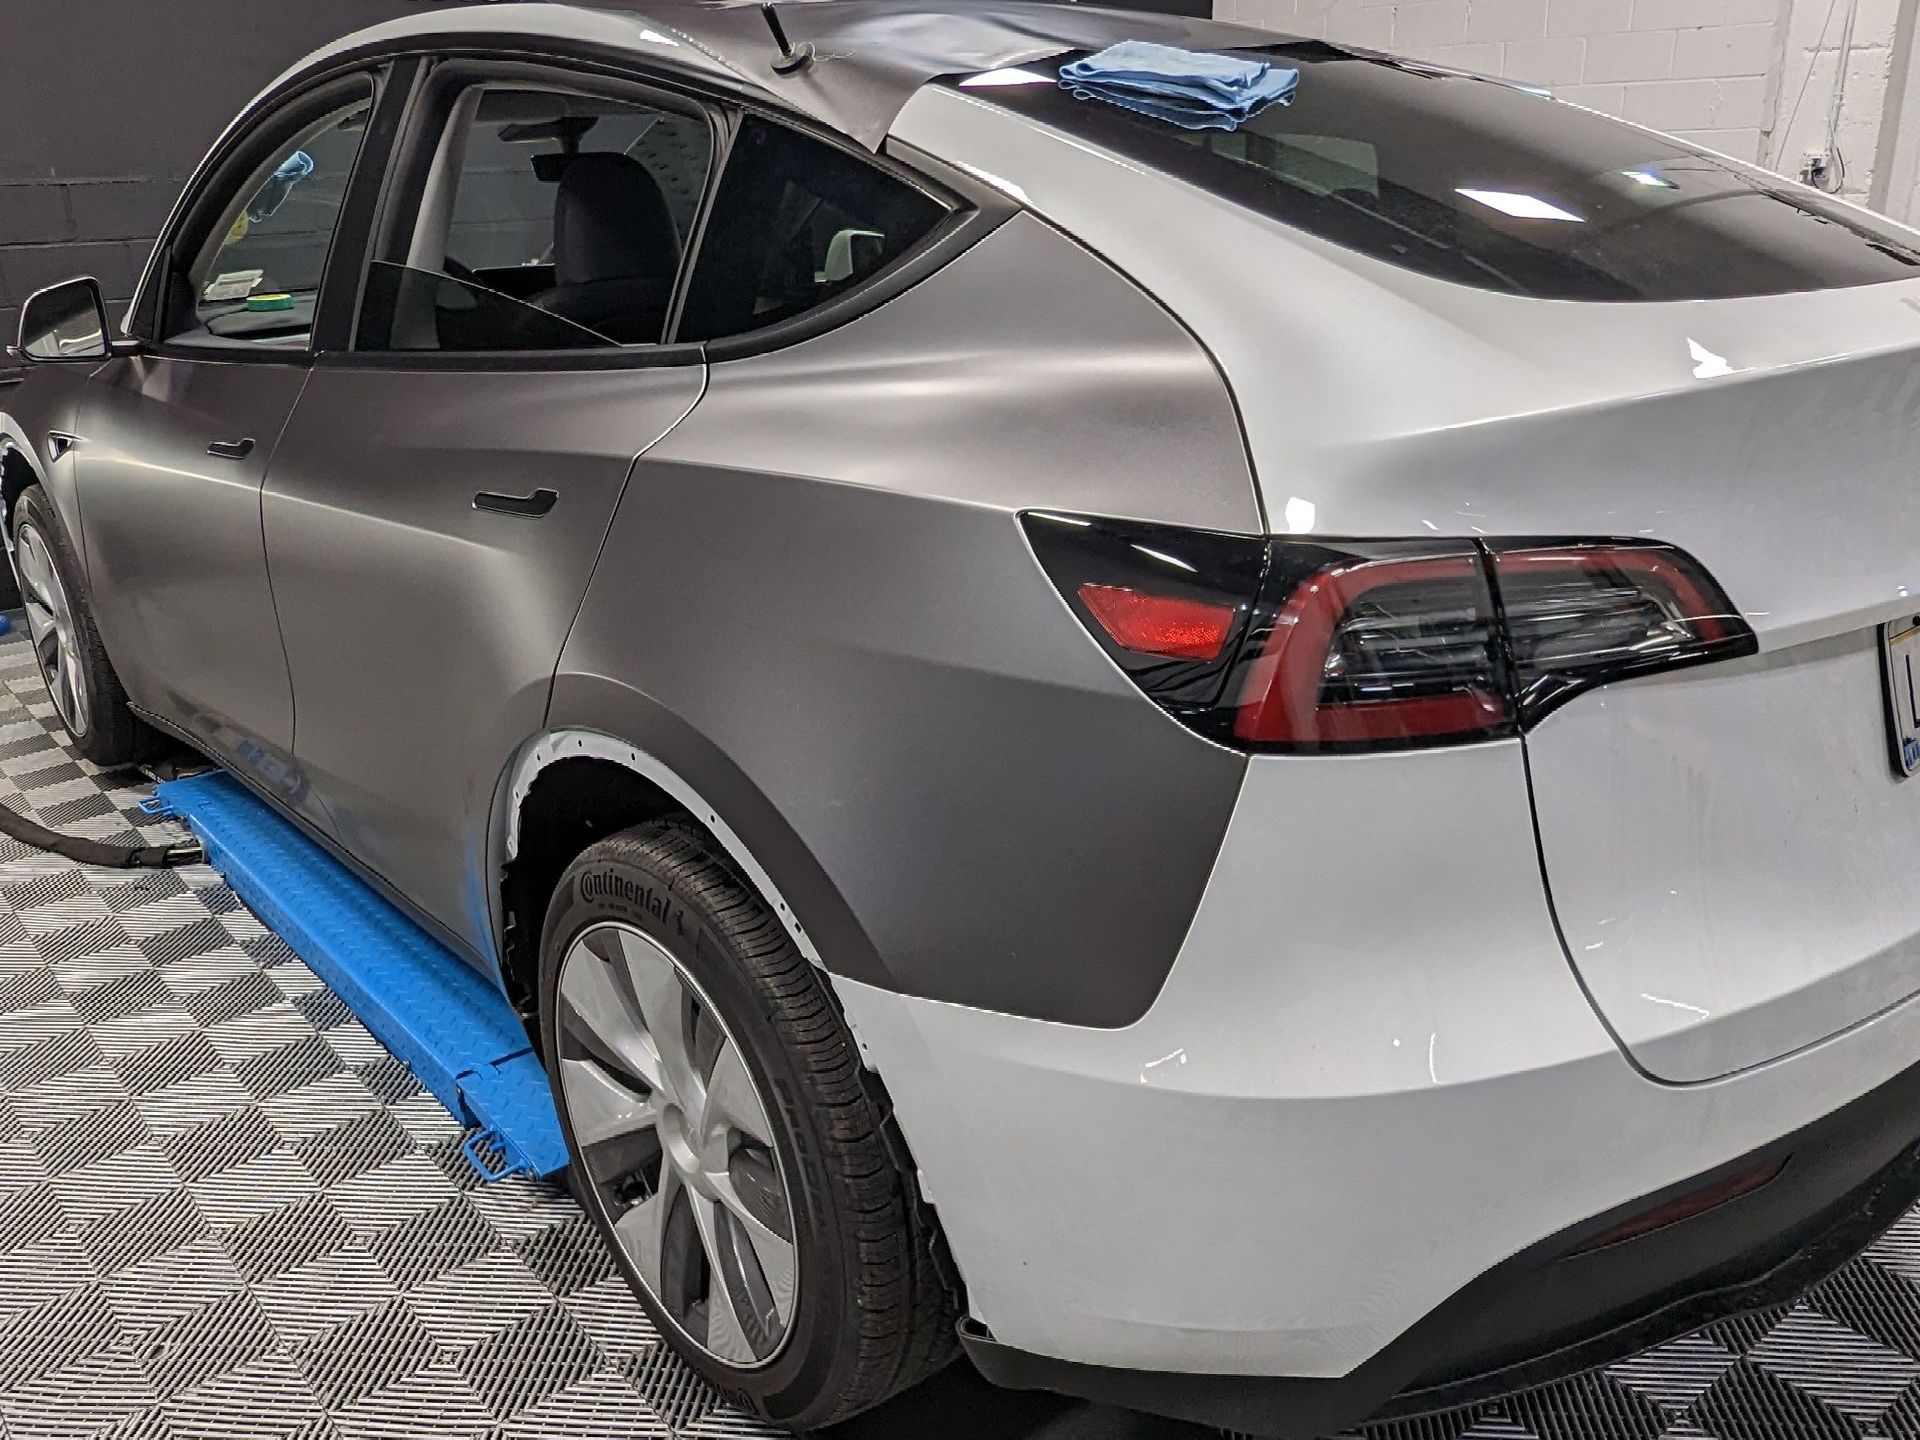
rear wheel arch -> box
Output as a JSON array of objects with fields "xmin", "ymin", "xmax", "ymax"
[{"xmin": 497, "ymin": 729, "xmax": 831, "ymax": 1031}]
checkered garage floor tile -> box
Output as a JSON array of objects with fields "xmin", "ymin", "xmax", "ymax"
[
  {"xmin": 6, "ymin": 622, "xmax": 1920, "ymax": 1440},
  {"xmin": 0, "ymin": 630, "xmax": 784, "ymax": 1440}
]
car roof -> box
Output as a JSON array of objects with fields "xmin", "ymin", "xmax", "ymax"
[{"xmin": 285, "ymin": 0, "xmax": 1286, "ymax": 148}]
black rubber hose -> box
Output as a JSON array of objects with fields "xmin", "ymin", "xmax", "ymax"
[{"xmin": 0, "ymin": 796, "xmax": 202, "ymax": 868}]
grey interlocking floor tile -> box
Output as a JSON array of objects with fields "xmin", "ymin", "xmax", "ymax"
[{"xmin": 403, "ymin": 1252, "xmax": 557, "ymax": 1352}]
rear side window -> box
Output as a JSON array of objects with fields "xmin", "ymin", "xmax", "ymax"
[
  {"xmin": 358, "ymin": 85, "xmax": 713, "ymax": 353},
  {"xmin": 950, "ymin": 49, "xmax": 1920, "ymax": 301},
  {"xmin": 677, "ymin": 116, "xmax": 946, "ymax": 341}
]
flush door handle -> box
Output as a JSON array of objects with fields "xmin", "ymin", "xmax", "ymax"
[
  {"xmin": 206, "ymin": 437, "xmax": 255, "ymax": 460},
  {"xmin": 474, "ymin": 488, "xmax": 557, "ymax": 518}
]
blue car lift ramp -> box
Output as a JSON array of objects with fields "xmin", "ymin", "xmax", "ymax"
[{"xmin": 149, "ymin": 771, "xmax": 569, "ymax": 1182}]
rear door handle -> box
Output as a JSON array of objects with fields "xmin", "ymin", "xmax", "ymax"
[
  {"xmin": 207, "ymin": 437, "xmax": 255, "ymax": 460},
  {"xmin": 474, "ymin": 488, "xmax": 557, "ymax": 518}
]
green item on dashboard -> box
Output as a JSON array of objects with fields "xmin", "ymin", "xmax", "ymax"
[{"xmin": 246, "ymin": 292, "xmax": 295, "ymax": 312}]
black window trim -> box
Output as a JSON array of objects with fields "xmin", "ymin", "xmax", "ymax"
[
  {"xmin": 333, "ymin": 54, "xmax": 725, "ymax": 370},
  {"xmin": 673, "ymin": 117, "xmax": 1013, "ymax": 362},
  {"xmin": 126, "ymin": 64, "xmax": 412, "ymax": 368},
  {"xmin": 327, "ymin": 47, "xmax": 1014, "ymax": 372},
  {"xmin": 135, "ymin": 37, "xmax": 1019, "ymax": 375}
]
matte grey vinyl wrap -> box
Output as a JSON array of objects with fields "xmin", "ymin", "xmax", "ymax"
[
  {"xmin": 271, "ymin": 2, "xmax": 1278, "ymax": 154},
  {"xmin": 0, "ymin": 366, "xmax": 89, "ymax": 539},
  {"xmin": 262, "ymin": 360, "xmax": 705, "ymax": 969},
  {"xmin": 552, "ymin": 213, "xmax": 1254, "ymax": 1026},
  {"xmin": 637, "ymin": 0, "xmax": 1281, "ymax": 149},
  {"xmin": 676, "ymin": 212, "xmax": 1263, "ymax": 530},
  {"xmin": 75, "ymin": 356, "xmax": 309, "ymax": 793}
]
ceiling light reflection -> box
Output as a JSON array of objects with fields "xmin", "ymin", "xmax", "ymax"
[
  {"xmin": 1456, "ymin": 187, "xmax": 1584, "ymax": 221},
  {"xmin": 960, "ymin": 67, "xmax": 1053, "ymax": 87}
]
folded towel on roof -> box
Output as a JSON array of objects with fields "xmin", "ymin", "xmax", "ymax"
[{"xmin": 1059, "ymin": 40, "xmax": 1299, "ymax": 131}]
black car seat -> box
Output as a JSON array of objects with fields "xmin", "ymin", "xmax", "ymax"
[{"xmin": 530, "ymin": 153, "xmax": 680, "ymax": 344}]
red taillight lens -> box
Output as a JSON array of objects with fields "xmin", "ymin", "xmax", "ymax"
[
  {"xmin": 1076, "ymin": 583, "xmax": 1237, "ymax": 660},
  {"xmin": 1022, "ymin": 514, "xmax": 1756, "ymax": 753},
  {"xmin": 1233, "ymin": 551, "xmax": 1510, "ymax": 747}
]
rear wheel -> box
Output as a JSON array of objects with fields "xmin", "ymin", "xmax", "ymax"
[
  {"xmin": 10, "ymin": 484, "xmax": 158, "ymax": 766},
  {"xmin": 539, "ymin": 819, "xmax": 958, "ymax": 1429}
]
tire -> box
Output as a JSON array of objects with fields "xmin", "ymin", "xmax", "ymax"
[
  {"xmin": 539, "ymin": 819, "xmax": 959, "ymax": 1430},
  {"xmin": 10, "ymin": 484, "xmax": 160, "ymax": 767}
]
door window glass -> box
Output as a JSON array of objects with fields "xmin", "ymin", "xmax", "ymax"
[
  {"xmin": 676, "ymin": 116, "xmax": 948, "ymax": 342},
  {"xmin": 357, "ymin": 87, "xmax": 712, "ymax": 352},
  {"xmin": 169, "ymin": 90, "xmax": 373, "ymax": 348}
]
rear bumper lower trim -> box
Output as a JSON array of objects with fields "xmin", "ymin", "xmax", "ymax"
[{"xmin": 961, "ymin": 1047, "xmax": 1920, "ymax": 1437}]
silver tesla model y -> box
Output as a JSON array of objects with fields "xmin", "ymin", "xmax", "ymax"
[{"xmin": 7, "ymin": 1, "xmax": 1920, "ymax": 1432}]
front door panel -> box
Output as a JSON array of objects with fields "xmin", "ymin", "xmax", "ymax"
[
  {"xmin": 261, "ymin": 362, "xmax": 705, "ymax": 960},
  {"xmin": 79, "ymin": 354, "xmax": 305, "ymax": 788}
]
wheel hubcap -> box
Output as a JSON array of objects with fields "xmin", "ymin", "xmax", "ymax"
[
  {"xmin": 13, "ymin": 523, "xmax": 88, "ymax": 737},
  {"xmin": 556, "ymin": 921, "xmax": 798, "ymax": 1368}
]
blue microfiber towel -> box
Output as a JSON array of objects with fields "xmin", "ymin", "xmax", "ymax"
[{"xmin": 1060, "ymin": 41, "xmax": 1299, "ymax": 131}]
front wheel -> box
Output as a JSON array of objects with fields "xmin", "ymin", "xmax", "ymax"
[
  {"xmin": 10, "ymin": 484, "xmax": 159, "ymax": 766},
  {"xmin": 539, "ymin": 819, "xmax": 958, "ymax": 1429}
]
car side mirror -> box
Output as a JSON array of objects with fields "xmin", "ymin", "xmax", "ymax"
[{"xmin": 10, "ymin": 277, "xmax": 133, "ymax": 363}]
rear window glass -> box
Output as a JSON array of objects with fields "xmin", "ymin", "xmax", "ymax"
[
  {"xmin": 946, "ymin": 47, "xmax": 1920, "ymax": 301},
  {"xmin": 677, "ymin": 116, "xmax": 947, "ymax": 341}
]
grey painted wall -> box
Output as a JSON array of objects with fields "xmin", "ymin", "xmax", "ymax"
[{"xmin": 0, "ymin": 1, "xmax": 412, "ymax": 374}]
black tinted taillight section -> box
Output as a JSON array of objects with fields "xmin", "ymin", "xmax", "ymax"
[
  {"xmin": 1022, "ymin": 511, "xmax": 1267, "ymax": 719},
  {"xmin": 1023, "ymin": 513, "xmax": 1755, "ymax": 753},
  {"xmin": 1485, "ymin": 540, "xmax": 1755, "ymax": 723}
]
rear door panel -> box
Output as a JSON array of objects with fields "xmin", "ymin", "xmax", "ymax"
[{"xmin": 260, "ymin": 361, "xmax": 704, "ymax": 959}]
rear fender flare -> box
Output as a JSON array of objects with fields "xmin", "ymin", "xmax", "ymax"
[{"xmin": 500, "ymin": 727, "xmax": 826, "ymax": 969}]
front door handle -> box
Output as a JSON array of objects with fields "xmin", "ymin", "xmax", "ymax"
[
  {"xmin": 474, "ymin": 487, "xmax": 557, "ymax": 518},
  {"xmin": 45, "ymin": 431, "xmax": 81, "ymax": 462},
  {"xmin": 207, "ymin": 437, "xmax": 255, "ymax": 460}
]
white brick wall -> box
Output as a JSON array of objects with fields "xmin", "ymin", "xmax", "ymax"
[{"xmin": 1217, "ymin": 0, "xmax": 1908, "ymax": 204}]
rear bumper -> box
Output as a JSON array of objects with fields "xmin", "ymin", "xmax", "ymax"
[
  {"xmin": 957, "ymin": 1048, "xmax": 1920, "ymax": 1436},
  {"xmin": 832, "ymin": 741, "xmax": 1920, "ymax": 1425}
]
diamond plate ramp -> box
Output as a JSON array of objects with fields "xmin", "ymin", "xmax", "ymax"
[{"xmin": 150, "ymin": 771, "xmax": 567, "ymax": 1181}]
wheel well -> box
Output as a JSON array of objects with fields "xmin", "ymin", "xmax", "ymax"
[
  {"xmin": 498, "ymin": 756, "xmax": 686, "ymax": 1031},
  {"xmin": 1, "ymin": 447, "xmax": 36, "ymax": 531}
]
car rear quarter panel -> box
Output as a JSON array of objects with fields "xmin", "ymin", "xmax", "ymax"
[
  {"xmin": 550, "ymin": 211, "xmax": 1259, "ymax": 1025},
  {"xmin": 901, "ymin": 84, "xmax": 1920, "ymax": 1078}
]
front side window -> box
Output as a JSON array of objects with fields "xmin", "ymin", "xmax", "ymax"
[
  {"xmin": 357, "ymin": 85, "xmax": 713, "ymax": 352},
  {"xmin": 167, "ymin": 87, "xmax": 373, "ymax": 348},
  {"xmin": 949, "ymin": 49, "xmax": 1920, "ymax": 302},
  {"xmin": 676, "ymin": 116, "xmax": 948, "ymax": 342}
]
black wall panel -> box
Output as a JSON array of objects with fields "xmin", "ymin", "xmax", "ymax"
[{"xmin": 0, "ymin": 1, "xmax": 412, "ymax": 372}]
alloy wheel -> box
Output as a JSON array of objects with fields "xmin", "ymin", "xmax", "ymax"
[
  {"xmin": 14, "ymin": 523, "xmax": 88, "ymax": 737},
  {"xmin": 556, "ymin": 921, "xmax": 798, "ymax": 1367}
]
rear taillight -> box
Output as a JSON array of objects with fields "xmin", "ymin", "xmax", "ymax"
[
  {"xmin": 1023, "ymin": 513, "xmax": 1755, "ymax": 753},
  {"xmin": 1487, "ymin": 541, "xmax": 1750, "ymax": 720},
  {"xmin": 1233, "ymin": 545, "xmax": 1508, "ymax": 748}
]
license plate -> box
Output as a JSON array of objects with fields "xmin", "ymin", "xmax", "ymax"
[{"xmin": 1884, "ymin": 616, "xmax": 1920, "ymax": 776}]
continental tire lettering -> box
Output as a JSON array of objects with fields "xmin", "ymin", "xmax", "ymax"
[{"xmin": 579, "ymin": 868, "xmax": 681, "ymax": 929}]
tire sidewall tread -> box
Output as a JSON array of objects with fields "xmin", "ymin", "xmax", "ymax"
[
  {"xmin": 11, "ymin": 484, "xmax": 157, "ymax": 767},
  {"xmin": 538, "ymin": 818, "xmax": 955, "ymax": 1429}
]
